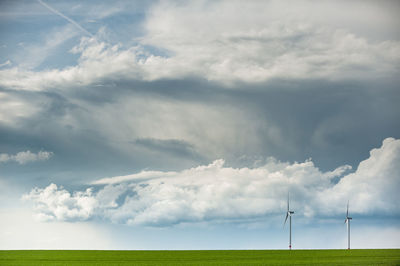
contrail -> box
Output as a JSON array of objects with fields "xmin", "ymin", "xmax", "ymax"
[{"xmin": 37, "ymin": 0, "xmax": 93, "ymax": 37}]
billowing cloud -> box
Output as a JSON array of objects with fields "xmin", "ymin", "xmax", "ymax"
[
  {"xmin": 142, "ymin": 0, "xmax": 400, "ymax": 83},
  {"xmin": 23, "ymin": 138, "xmax": 399, "ymax": 226},
  {"xmin": 22, "ymin": 184, "xmax": 95, "ymax": 221},
  {"xmin": 0, "ymin": 150, "xmax": 53, "ymax": 164},
  {"xmin": 1, "ymin": 1, "xmax": 399, "ymax": 91},
  {"xmin": 319, "ymin": 137, "xmax": 400, "ymax": 215}
]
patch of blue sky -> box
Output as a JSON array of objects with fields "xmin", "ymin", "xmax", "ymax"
[{"xmin": 0, "ymin": 18, "xmax": 79, "ymax": 69}]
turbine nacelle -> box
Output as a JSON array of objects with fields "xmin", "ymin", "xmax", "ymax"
[{"xmin": 284, "ymin": 211, "xmax": 294, "ymax": 226}]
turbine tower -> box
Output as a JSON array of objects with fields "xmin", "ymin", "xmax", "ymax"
[
  {"xmin": 284, "ymin": 193, "xmax": 294, "ymax": 250},
  {"xmin": 345, "ymin": 201, "xmax": 352, "ymax": 250}
]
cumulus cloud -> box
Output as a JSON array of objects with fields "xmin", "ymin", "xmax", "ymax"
[
  {"xmin": 319, "ymin": 137, "xmax": 400, "ymax": 215},
  {"xmin": 23, "ymin": 138, "xmax": 400, "ymax": 226},
  {"xmin": 0, "ymin": 150, "xmax": 53, "ymax": 164},
  {"xmin": 142, "ymin": 0, "xmax": 400, "ymax": 83},
  {"xmin": 1, "ymin": 1, "xmax": 399, "ymax": 91},
  {"xmin": 22, "ymin": 183, "xmax": 95, "ymax": 221}
]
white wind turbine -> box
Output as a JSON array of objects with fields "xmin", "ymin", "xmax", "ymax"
[
  {"xmin": 284, "ymin": 193, "xmax": 294, "ymax": 250},
  {"xmin": 345, "ymin": 201, "xmax": 352, "ymax": 250}
]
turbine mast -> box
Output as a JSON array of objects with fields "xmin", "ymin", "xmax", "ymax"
[
  {"xmin": 345, "ymin": 201, "xmax": 352, "ymax": 250},
  {"xmin": 284, "ymin": 193, "xmax": 294, "ymax": 250},
  {"xmin": 289, "ymin": 214, "xmax": 292, "ymax": 250},
  {"xmin": 347, "ymin": 218, "xmax": 350, "ymax": 250}
]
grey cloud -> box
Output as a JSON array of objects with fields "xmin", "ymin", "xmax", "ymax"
[
  {"xmin": 134, "ymin": 138, "xmax": 203, "ymax": 160},
  {"xmin": 0, "ymin": 76, "xmax": 398, "ymax": 190}
]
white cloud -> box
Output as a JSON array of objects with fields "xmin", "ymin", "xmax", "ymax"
[
  {"xmin": 142, "ymin": 0, "xmax": 400, "ymax": 83},
  {"xmin": 22, "ymin": 183, "xmax": 95, "ymax": 221},
  {"xmin": 320, "ymin": 137, "xmax": 400, "ymax": 215},
  {"xmin": 23, "ymin": 138, "xmax": 400, "ymax": 226},
  {"xmin": 0, "ymin": 150, "xmax": 53, "ymax": 164},
  {"xmin": 0, "ymin": 37, "xmax": 140, "ymax": 91},
  {"xmin": 92, "ymin": 170, "xmax": 177, "ymax": 185},
  {"xmin": 1, "ymin": 1, "xmax": 399, "ymax": 91}
]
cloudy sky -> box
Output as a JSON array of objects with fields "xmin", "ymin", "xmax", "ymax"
[{"xmin": 0, "ymin": 0, "xmax": 399, "ymax": 249}]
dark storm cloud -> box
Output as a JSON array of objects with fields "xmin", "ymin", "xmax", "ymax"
[
  {"xmin": 2, "ymin": 75, "xmax": 399, "ymax": 191},
  {"xmin": 228, "ymin": 78, "xmax": 400, "ymax": 169},
  {"xmin": 79, "ymin": 76, "xmax": 399, "ymax": 170}
]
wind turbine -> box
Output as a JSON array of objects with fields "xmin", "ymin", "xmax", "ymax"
[
  {"xmin": 345, "ymin": 201, "xmax": 352, "ymax": 250},
  {"xmin": 284, "ymin": 193, "xmax": 294, "ymax": 250}
]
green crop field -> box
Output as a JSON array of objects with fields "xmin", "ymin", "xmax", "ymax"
[{"xmin": 0, "ymin": 249, "xmax": 399, "ymax": 265}]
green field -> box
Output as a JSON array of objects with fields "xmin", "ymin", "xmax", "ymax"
[{"xmin": 0, "ymin": 249, "xmax": 399, "ymax": 265}]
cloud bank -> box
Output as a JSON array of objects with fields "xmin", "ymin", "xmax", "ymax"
[
  {"xmin": 23, "ymin": 138, "xmax": 400, "ymax": 226},
  {"xmin": 0, "ymin": 150, "xmax": 53, "ymax": 164},
  {"xmin": 1, "ymin": 1, "xmax": 399, "ymax": 91}
]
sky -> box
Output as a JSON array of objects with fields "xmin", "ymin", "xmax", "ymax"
[{"xmin": 0, "ymin": 0, "xmax": 399, "ymax": 250}]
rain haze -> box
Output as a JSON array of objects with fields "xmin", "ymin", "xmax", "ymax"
[{"xmin": 0, "ymin": 0, "xmax": 399, "ymax": 249}]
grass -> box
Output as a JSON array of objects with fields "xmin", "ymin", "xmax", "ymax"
[{"xmin": 0, "ymin": 249, "xmax": 399, "ymax": 265}]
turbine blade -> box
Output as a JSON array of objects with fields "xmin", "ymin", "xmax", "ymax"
[
  {"xmin": 284, "ymin": 213, "xmax": 289, "ymax": 226},
  {"xmin": 287, "ymin": 192, "xmax": 290, "ymax": 212},
  {"xmin": 347, "ymin": 201, "xmax": 349, "ymax": 217}
]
